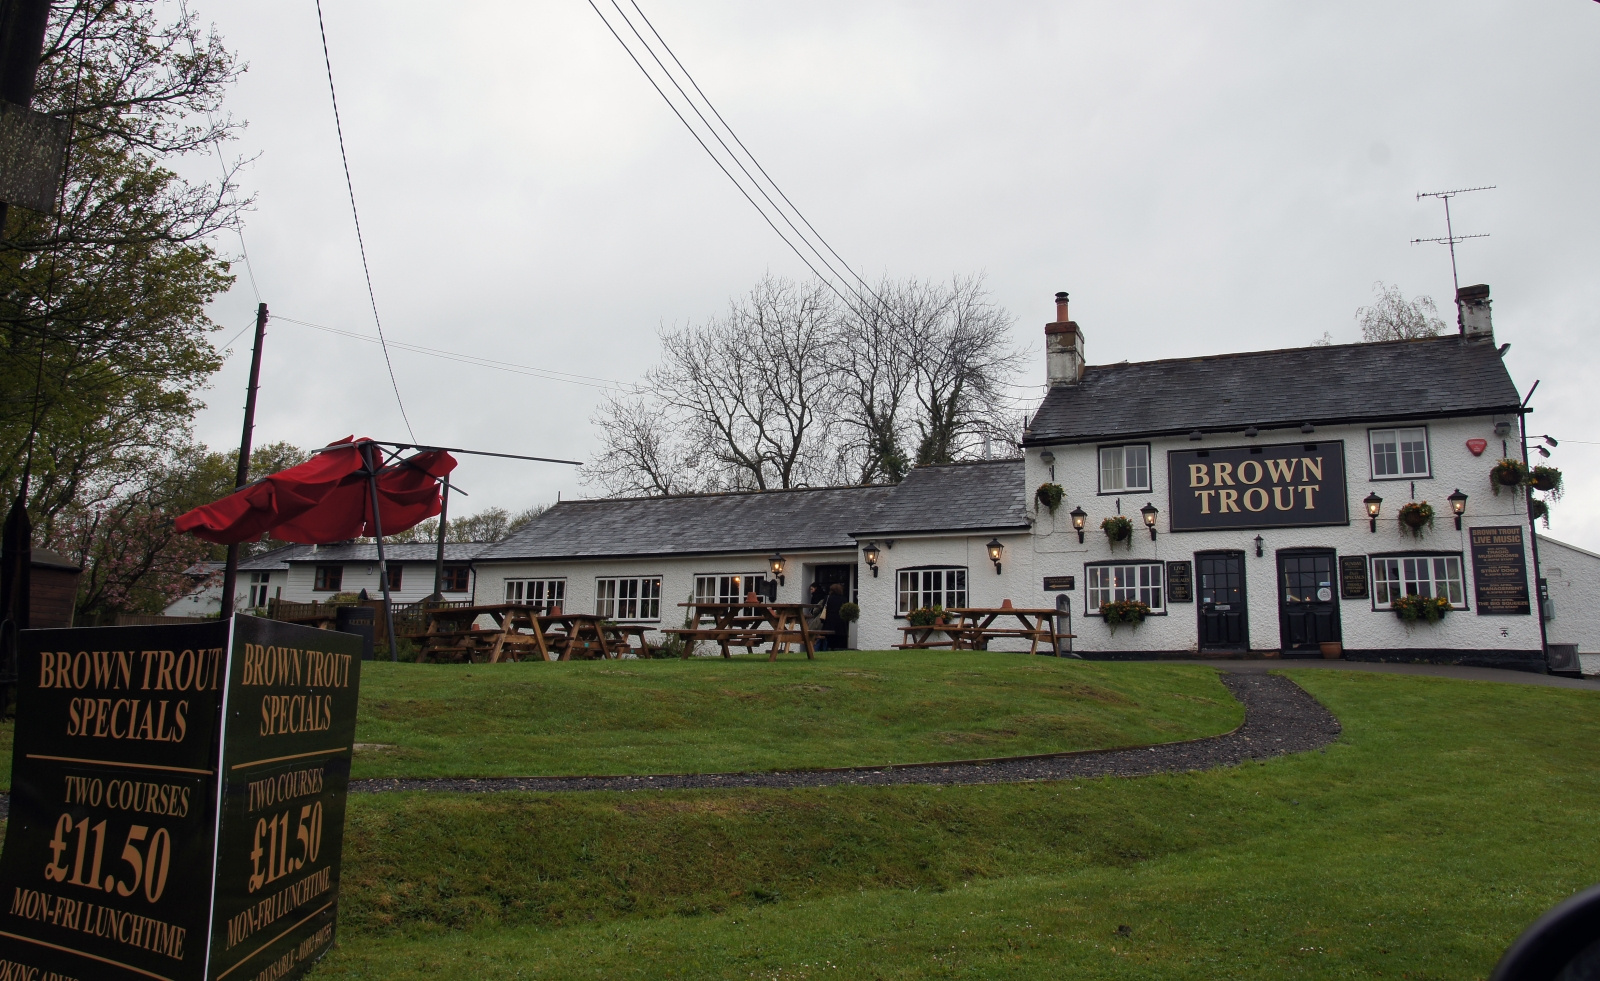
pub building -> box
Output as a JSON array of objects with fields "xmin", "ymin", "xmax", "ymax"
[{"xmin": 451, "ymin": 285, "xmax": 1587, "ymax": 669}]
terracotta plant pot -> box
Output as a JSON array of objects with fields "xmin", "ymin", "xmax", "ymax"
[
  {"xmin": 1000, "ymin": 598, "xmax": 1014, "ymax": 609},
  {"xmin": 1320, "ymin": 641, "xmax": 1343, "ymax": 659},
  {"xmin": 550, "ymin": 604, "xmax": 562, "ymax": 616},
  {"xmin": 744, "ymin": 592, "xmax": 759, "ymax": 603}
]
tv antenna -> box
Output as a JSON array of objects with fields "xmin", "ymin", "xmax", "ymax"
[{"xmin": 1412, "ymin": 185, "xmax": 1494, "ymax": 294}]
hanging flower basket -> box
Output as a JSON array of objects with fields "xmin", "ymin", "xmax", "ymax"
[
  {"xmin": 1102, "ymin": 515, "xmax": 1134, "ymax": 549},
  {"xmin": 1398, "ymin": 501, "xmax": 1434, "ymax": 538},
  {"xmin": 1490, "ymin": 458, "xmax": 1527, "ymax": 494},
  {"xmin": 1392, "ymin": 594, "xmax": 1451, "ymax": 624},
  {"xmin": 1530, "ymin": 498, "xmax": 1550, "ymax": 528},
  {"xmin": 1529, "ymin": 465, "xmax": 1563, "ymax": 500},
  {"xmin": 1100, "ymin": 599, "xmax": 1151, "ymax": 631},
  {"xmin": 1034, "ymin": 482, "xmax": 1065, "ymax": 514}
]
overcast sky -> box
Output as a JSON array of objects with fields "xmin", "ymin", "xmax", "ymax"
[{"xmin": 191, "ymin": 1, "xmax": 1600, "ymax": 550}]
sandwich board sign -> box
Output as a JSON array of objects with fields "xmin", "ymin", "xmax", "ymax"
[{"xmin": 0, "ymin": 615, "xmax": 361, "ymax": 981}]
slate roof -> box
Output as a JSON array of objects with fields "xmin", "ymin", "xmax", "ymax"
[
  {"xmin": 477, "ymin": 485, "xmax": 898, "ymax": 561},
  {"xmin": 851, "ymin": 459, "xmax": 1029, "ymax": 536},
  {"xmin": 283, "ymin": 542, "xmax": 491, "ymax": 563},
  {"xmin": 237, "ymin": 545, "xmax": 302, "ymax": 572},
  {"xmin": 1024, "ymin": 335, "xmax": 1523, "ymax": 445}
]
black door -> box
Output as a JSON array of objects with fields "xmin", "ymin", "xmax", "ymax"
[
  {"xmin": 1196, "ymin": 551, "xmax": 1248, "ymax": 652},
  {"xmin": 1277, "ymin": 550, "xmax": 1340, "ymax": 655}
]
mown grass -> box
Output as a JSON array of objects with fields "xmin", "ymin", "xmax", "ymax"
[
  {"xmin": 312, "ymin": 670, "xmax": 1600, "ymax": 979},
  {"xmin": 350, "ymin": 654, "xmax": 1241, "ymax": 777}
]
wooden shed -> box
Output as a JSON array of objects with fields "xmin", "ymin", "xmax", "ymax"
[{"xmin": 29, "ymin": 548, "xmax": 81, "ymax": 629}]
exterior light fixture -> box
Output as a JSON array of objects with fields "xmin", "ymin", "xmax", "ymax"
[
  {"xmin": 1069, "ymin": 506, "xmax": 1088, "ymax": 543},
  {"xmin": 1544, "ymin": 435, "xmax": 1559, "ymax": 448},
  {"xmin": 863, "ymin": 541, "xmax": 881, "ymax": 577},
  {"xmin": 1189, "ymin": 430, "xmax": 1203, "ymax": 441},
  {"xmin": 986, "ymin": 538, "xmax": 1005, "ymax": 574},
  {"xmin": 769, "ymin": 551, "xmax": 786, "ymax": 586},
  {"xmin": 1040, "ymin": 449, "xmax": 1055, "ymax": 480},
  {"xmin": 1536, "ymin": 445, "xmax": 1551, "ymax": 459},
  {"xmin": 1254, "ymin": 534, "xmax": 1264, "ymax": 558},
  {"xmin": 1244, "ymin": 426, "xmax": 1259, "ymax": 438},
  {"xmin": 1448, "ymin": 488, "xmax": 1468, "ymax": 529},
  {"xmin": 1494, "ymin": 421, "xmax": 1512, "ymax": 437},
  {"xmin": 1301, "ymin": 422, "xmax": 1315, "ymax": 434},
  {"xmin": 1140, "ymin": 502, "xmax": 1159, "ymax": 540},
  {"xmin": 1364, "ymin": 492, "xmax": 1383, "ymax": 533}
]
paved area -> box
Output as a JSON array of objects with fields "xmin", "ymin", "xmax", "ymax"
[
  {"xmin": 1183, "ymin": 658, "xmax": 1600, "ymax": 691},
  {"xmin": 347, "ymin": 673, "xmax": 1339, "ymax": 795}
]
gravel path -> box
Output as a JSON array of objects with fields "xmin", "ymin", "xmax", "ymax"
[{"xmin": 346, "ymin": 671, "xmax": 1339, "ymax": 796}]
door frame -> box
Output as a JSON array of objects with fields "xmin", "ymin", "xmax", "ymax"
[
  {"xmin": 1274, "ymin": 547, "xmax": 1341, "ymax": 657},
  {"xmin": 1195, "ymin": 549, "xmax": 1250, "ymax": 653}
]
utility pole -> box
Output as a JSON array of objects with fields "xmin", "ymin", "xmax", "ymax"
[{"xmin": 220, "ymin": 302, "xmax": 268, "ymax": 618}]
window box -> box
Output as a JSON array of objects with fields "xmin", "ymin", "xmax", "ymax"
[
  {"xmin": 1371, "ymin": 554, "xmax": 1465, "ymax": 611},
  {"xmin": 896, "ymin": 567, "xmax": 967, "ymax": 617},
  {"xmin": 1369, "ymin": 427, "xmax": 1430, "ymax": 480},
  {"xmin": 1085, "ymin": 562, "xmax": 1165, "ymax": 616},
  {"xmin": 1098, "ymin": 444, "xmax": 1151, "ymax": 494},
  {"xmin": 313, "ymin": 565, "xmax": 342, "ymax": 592}
]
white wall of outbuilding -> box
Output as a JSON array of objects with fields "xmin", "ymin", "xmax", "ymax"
[{"xmin": 1538, "ymin": 536, "xmax": 1600, "ymax": 675}]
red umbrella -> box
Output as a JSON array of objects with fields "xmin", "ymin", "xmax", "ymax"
[{"xmin": 175, "ymin": 437, "xmax": 456, "ymax": 545}]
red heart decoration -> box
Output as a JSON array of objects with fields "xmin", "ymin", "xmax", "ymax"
[{"xmin": 1466, "ymin": 438, "xmax": 1488, "ymax": 456}]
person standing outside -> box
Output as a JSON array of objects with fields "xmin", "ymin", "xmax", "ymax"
[{"xmin": 820, "ymin": 582, "xmax": 847, "ymax": 651}]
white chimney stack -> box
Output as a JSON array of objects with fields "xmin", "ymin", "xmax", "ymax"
[
  {"xmin": 1457, "ymin": 284, "xmax": 1492, "ymax": 340},
  {"xmin": 1045, "ymin": 291, "xmax": 1085, "ymax": 385}
]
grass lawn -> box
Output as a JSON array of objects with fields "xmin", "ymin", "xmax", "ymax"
[
  {"xmin": 311, "ymin": 668, "xmax": 1600, "ymax": 980},
  {"xmin": 348, "ymin": 654, "xmax": 1241, "ymax": 777}
]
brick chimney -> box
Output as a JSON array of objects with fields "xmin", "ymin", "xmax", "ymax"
[
  {"xmin": 1457, "ymin": 284, "xmax": 1492, "ymax": 340},
  {"xmin": 1045, "ymin": 291, "xmax": 1085, "ymax": 385}
]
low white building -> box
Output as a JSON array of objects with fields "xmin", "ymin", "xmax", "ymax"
[
  {"xmin": 1537, "ymin": 536, "xmax": 1600, "ymax": 675},
  {"xmin": 167, "ymin": 542, "xmax": 487, "ymax": 614}
]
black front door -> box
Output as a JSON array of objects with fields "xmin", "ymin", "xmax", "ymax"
[
  {"xmin": 1196, "ymin": 551, "xmax": 1248, "ymax": 652},
  {"xmin": 1277, "ymin": 550, "xmax": 1340, "ymax": 655}
]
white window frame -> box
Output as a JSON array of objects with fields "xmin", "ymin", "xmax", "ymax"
[
  {"xmin": 505, "ymin": 577, "xmax": 566, "ymax": 610},
  {"xmin": 595, "ymin": 576, "xmax": 662, "ymax": 621},
  {"xmin": 1368, "ymin": 427, "xmax": 1431, "ymax": 480},
  {"xmin": 247, "ymin": 572, "xmax": 271, "ymax": 608},
  {"xmin": 693, "ymin": 573, "xmax": 773, "ymax": 605},
  {"xmin": 1084, "ymin": 562, "xmax": 1166, "ymax": 616},
  {"xmin": 1370, "ymin": 554, "xmax": 1466, "ymax": 610},
  {"xmin": 895, "ymin": 567, "xmax": 968, "ymax": 616},
  {"xmin": 1098, "ymin": 443, "xmax": 1152, "ymax": 494}
]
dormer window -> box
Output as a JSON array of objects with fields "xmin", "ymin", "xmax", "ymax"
[{"xmin": 1098, "ymin": 444, "xmax": 1151, "ymax": 494}]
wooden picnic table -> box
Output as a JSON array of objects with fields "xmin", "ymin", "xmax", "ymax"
[
  {"xmin": 663, "ymin": 602, "xmax": 817, "ymax": 660},
  {"xmin": 948, "ymin": 607, "xmax": 1070, "ymax": 655},
  {"xmin": 894, "ymin": 623, "xmax": 982, "ymax": 650},
  {"xmin": 406, "ymin": 605, "xmax": 656, "ymax": 663}
]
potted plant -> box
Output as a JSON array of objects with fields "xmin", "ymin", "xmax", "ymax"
[
  {"xmin": 1035, "ymin": 482, "xmax": 1065, "ymax": 514},
  {"xmin": 839, "ymin": 602, "xmax": 860, "ymax": 623},
  {"xmin": 932, "ymin": 605, "xmax": 947, "ymax": 626},
  {"xmin": 1529, "ymin": 464, "xmax": 1563, "ymax": 499},
  {"xmin": 1398, "ymin": 501, "xmax": 1434, "ymax": 538},
  {"xmin": 1100, "ymin": 598, "xmax": 1150, "ymax": 632},
  {"xmin": 1102, "ymin": 515, "xmax": 1134, "ymax": 549},
  {"xmin": 1391, "ymin": 593, "xmax": 1451, "ymax": 624},
  {"xmin": 1490, "ymin": 458, "xmax": 1527, "ymax": 494},
  {"xmin": 907, "ymin": 606, "xmax": 937, "ymax": 627}
]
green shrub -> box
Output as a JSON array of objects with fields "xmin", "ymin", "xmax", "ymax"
[{"xmin": 839, "ymin": 602, "xmax": 860, "ymax": 623}]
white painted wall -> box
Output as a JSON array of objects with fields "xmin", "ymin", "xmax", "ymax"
[
  {"xmin": 854, "ymin": 532, "xmax": 1038, "ymax": 651},
  {"xmin": 283, "ymin": 560, "xmax": 476, "ymax": 606},
  {"xmin": 1537, "ymin": 536, "xmax": 1600, "ymax": 675},
  {"xmin": 1018, "ymin": 414, "xmax": 1544, "ymax": 656}
]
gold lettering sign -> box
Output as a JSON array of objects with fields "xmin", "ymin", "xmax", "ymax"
[{"xmin": 1167, "ymin": 441, "xmax": 1349, "ymax": 532}]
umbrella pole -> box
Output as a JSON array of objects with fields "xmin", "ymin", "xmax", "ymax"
[
  {"xmin": 431, "ymin": 479, "xmax": 449, "ymax": 602},
  {"xmin": 221, "ymin": 301, "xmax": 269, "ymax": 620},
  {"xmin": 364, "ymin": 447, "xmax": 400, "ymax": 661}
]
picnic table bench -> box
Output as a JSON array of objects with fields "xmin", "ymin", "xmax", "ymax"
[
  {"xmin": 406, "ymin": 604, "xmax": 660, "ymax": 663},
  {"xmin": 663, "ymin": 602, "xmax": 818, "ymax": 660},
  {"xmin": 896, "ymin": 607, "xmax": 1074, "ymax": 655}
]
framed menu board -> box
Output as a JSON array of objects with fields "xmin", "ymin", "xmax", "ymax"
[
  {"xmin": 1166, "ymin": 561, "xmax": 1194, "ymax": 603},
  {"xmin": 1470, "ymin": 525, "xmax": 1532, "ymax": 615},
  {"xmin": 1339, "ymin": 555, "xmax": 1369, "ymax": 599}
]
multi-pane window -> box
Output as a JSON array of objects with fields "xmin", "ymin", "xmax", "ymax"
[
  {"xmin": 1086, "ymin": 563, "xmax": 1165, "ymax": 614},
  {"xmin": 1098, "ymin": 444, "xmax": 1151, "ymax": 493},
  {"xmin": 386, "ymin": 565, "xmax": 402, "ymax": 590},
  {"xmin": 313, "ymin": 565, "xmax": 342, "ymax": 592},
  {"xmin": 1370, "ymin": 427, "xmax": 1430, "ymax": 478},
  {"xmin": 248, "ymin": 572, "xmax": 272, "ymax": 608},
  {"xmin": 694, "ymin": 574, "xmax": 774, "ymax": 604},
  {"xmin": 895, "ymin": 567, "xmax": 967, "ymax": 615},
  {"xmin": 595, "ymin": 576, "xmax": 662, "ymax": 620},
  {"xmin": 506, "ymin": 578, "xmax": 565, "ymax": 610},
  {"xmin": 1371, "ymin": 555, "xmax": 1465, "ymax": 607},
  {"xmin": 442, "ymin": 565, "xmax": 471, "ymax": 592}
]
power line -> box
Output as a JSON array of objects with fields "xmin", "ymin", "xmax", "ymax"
[{"xmin": 313, "ymin": 0, "xmax": 417, "ymax": 441}]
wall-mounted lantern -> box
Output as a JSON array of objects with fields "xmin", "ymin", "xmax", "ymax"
[
  {"xmin": 986, "ymin": 538, "xmax": 1005, "ymax": 575},
  {"xmin": 1448, "ymin": 488, "xmax": 1468, "ymax": 530},
  {"xmin": 1364, "ymin": 492, "xmax": 1383, "ymax": 533},
  {"xmin": 863, "ymin": 541, "xmax": 880, "ymax": 577},
  {"xmin": 1244, "ymin": 426, "xmax": 1259, "ymax": 438},
  {"xmin": 1140, "ymin": 502, "xmax": 1159, "ymax": 540},
  {"xmin": 1069, "ymin": 506, "xmax": 1087, "ymax": 543},
  {"xmin": 1254, "ymin": 534, "xmax": 1264, "ymax": 558},
  {"xmin": 1040, "ymin": 449, "xmax": 1055, "ymax": 480},
  {"xmin": 769, "ymin": 551, "xmax": 786, "ymax": 587}
]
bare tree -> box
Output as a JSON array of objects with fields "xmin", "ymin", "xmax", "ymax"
[
  {"xmin": 1357, "ymin": 282, "xmax": 1448, "ymax": 342},
  {"xmin": 583, "ymin": 393, "xmax": 704, "ymax": 497},
  {"xmin": 907, "ymin": 275, "xmax": 1025, "ymax": 466}
]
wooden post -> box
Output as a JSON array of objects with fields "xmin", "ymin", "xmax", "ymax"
[
  {"xmin": 220, "ymin": 302, "xmax": 268, "ymax": 619},
  {"xmin": 362, "ymin": 443, "xmax": 400, "ymax": 661}
]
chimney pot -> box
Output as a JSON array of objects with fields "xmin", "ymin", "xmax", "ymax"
[{"xmin": 1456, "ymin": 284, "xmax": 1493, "ymax": 341}]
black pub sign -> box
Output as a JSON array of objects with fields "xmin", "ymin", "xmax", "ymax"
[
  {"xmin": 0, "ymin": 616, "xmax": 361, "ymax": 981},
  {"xmin": 1166, "ymin": 441, "xmax": 1348, "ymax": 532},
  {"xmin": 1165, "ymin": 561, "xmax": 1194, "ymax": 603},
  {"xmin": 1471, "ymin": 525, "xmax": 1532, "ymax": 615}
]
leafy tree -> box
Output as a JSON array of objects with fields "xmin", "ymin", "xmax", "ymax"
[{"xmin": 1356, "ymin": 282, "xmax": 1448, "ymax": 342}]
